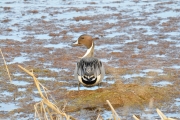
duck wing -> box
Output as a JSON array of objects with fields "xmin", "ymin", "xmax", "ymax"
[
  {"xmin": 77, "ymin": 57, "xmax": 102, "ymax": 77},
  {"xmin": 75, "ymin": 57, "xmax": 104, "ymax": 85}
]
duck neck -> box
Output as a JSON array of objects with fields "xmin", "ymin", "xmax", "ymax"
[{"xmin": 82, "ymin": 42, "xmax": 94, "ymax": 58}]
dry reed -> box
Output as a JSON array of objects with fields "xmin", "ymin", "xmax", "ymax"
[
  {"xmin": 132, "ymin": 108, "xmax": 177, "ymax": 120},
  {"xmin": 18, "ymin": 65, "xmax": 75, "ymax": 120},
  {"xmin": 106, "ymin": 100, "xmax": 121, "ymax": 120},
  {"xmin": 156, "ymin": 108, "xmax": 177, "ymax": 120},
  {"xmin": 0, "ymin": 48, "xmax": 12, "ymax": 82},
  {"xmin": 133, "ymin": 115, "xmax": 140, "ymax": 120}
]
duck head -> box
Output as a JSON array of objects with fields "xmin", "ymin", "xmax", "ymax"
[
  {"xmin": 73, "ymin": 35, "xmax": 96, "ymax": 58},
  {"xmin": 73, "ymin": 34, "xmax": 93, "ymax": 49}
]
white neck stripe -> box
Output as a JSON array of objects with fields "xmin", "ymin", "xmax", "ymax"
[{"xmin": 82, "ymin": 42, "xmax": 93, "ymax": 58}]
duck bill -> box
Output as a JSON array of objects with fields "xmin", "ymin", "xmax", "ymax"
[{"xmin": 72, "ymin": 40, "xmax": 82, "ymax": 46}]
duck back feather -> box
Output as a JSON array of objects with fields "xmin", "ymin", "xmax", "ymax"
[{"xmin": 76, "ymin": 57, "xmax": 104, "ymax": 86}]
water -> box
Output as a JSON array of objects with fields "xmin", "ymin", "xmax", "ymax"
[
  {"xmin": 9, "ymin": 56, "xmax": 29, "ymax": 64},
  {"xmin": 48, "ymin": 68, "xmax": 70, "ymax": 72},
  {"xmin": 0, "ymin": 102, "xmax": 19, "ymax": 111},
  {"xmin": 175, "ymin": 98, "xmax": 180, "ymax": 106},
  {"xmin": 1, "ymin": 91, "xmax": 13, "ymax": 96},
  {"xmin": 148, "ymin": 41, "xmax": 158, "ymax": 45},
  {"xmin": 44, "ymin": 42, "xmax": 70, "ymax": 48},
  {"xmin": 170, "ymin": 65, "xmax": 180, "ymax": 69},
  {"xmin": 95, "ymin": 44, "xmax": 123, "ymax": 51},
  {"xmin": 65, "ymin": 86, "xmax": 99, "ymax": 91},
  {"xmin": 122, "ymin": 73, "xmax": 146, "ymax": 79},
  {"xmin": 11, "ymin": 81, "xmax": 31, "ymax": 86},
  {"xmin": 34, "ymin": 34, "xmax": 52, "ymax": 40},
  {"xmin": 18, "ymin": 88, "xmax": 26, "ymax": 92},
  {"xmin": 38, "ymin": 77, "xmax": 56, "ymax": 81},
  {"xmin": 154, "ymin": 54, "xmax": 166, "ymax": 58},
  {"xmin": 142, "ymin": 69, "xmax": 163, "ymax": 73},
  {"xmin": 152, "ymin": 11, "xmax": 180, "ymax": 18},
  {"xmin": 101, "ymin": 110, "xmax": 114, "ymax": 119},
  {"xmin": 0, "ymin": 35, "xmax": 23, "ymax": 41},
  {"xmin": 33, "ymin": 97, "xmax": 41, "ymax": 102},
  {"xmin": 124, "ymin": 39, "xmax": 139, "ymax": 44},
  {"xmin": 152, "ymin": 81, "xmax": 172, "ymax": 87}
]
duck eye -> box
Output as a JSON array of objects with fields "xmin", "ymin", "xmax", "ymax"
[{"xmin": 81, "ymin": 37, "xmax": 84, "ymax": 39}]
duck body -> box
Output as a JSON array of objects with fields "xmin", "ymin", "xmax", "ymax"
[
  {"xmin": 75, "ymin": 57, "xmax": 104, "ymax": 87},
  {"xmin": 73, "ymin": 35, "xmax": 105, "ymax": 87}
]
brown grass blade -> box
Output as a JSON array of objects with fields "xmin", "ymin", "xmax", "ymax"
[
  {"xmin": 156, "ymin": 108, "xmax": 177, "ymax": 120},
  {"xmin": 106, "ymin": 100, "xmax": 121, "ymax": 120},
  {"xmin": 0, "ymin": 48, "xmax": 12, "ymax": 82},
  {"xmin": 34, "ymin": 102, "xmax": 42, "ymax": 120},
  {"xmin": 157, "ymin": 108, "xmax": 167, "ymax": 120},
  {"xmin": 96, "ymin": 114, "xmax": 103, "ymax": 120},
  {"xmin": 18, "ymin": 65, "xmax": 76, "ymax": 120},
  {"xmin": 133, "ymin": 115, "xmax": 140, "ymax": 120}
]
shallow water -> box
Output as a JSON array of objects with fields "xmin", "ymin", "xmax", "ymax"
[
  {"xmin": 122, "ymin": 73, "xmax": 146, "ymax": 79},
  {"xmin": 0, "ymin": 103, "xmax": 19, "ymax": 112},
  {"xmin": 44, "ymin": 42, "xmax": 70, "ymax": 48},
  {"xmin": 9, "ymin": 56, "xmax": 29, "ymax": 64},
  {"xmin": 11, "ymin": 80, "xmax": 31, "ymax": 86},
  {"xmin": 0, "ymin": 0, "xmax": 180, "ymax": 119},
  {"xmin": 152, "ymin": 81, "xmax": 172, "ymax": 87}
]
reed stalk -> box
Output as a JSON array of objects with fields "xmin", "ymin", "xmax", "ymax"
[
  {"xmin": 0, "ymin": 48, "xmax": 12, "ymax": 82},
  {"xmin": 18, "ymin": 65, "xmax": 76, "ymax": 120},
  {"xmin": 156, "ymin": 108, "xmax": 177, "ymax": 120},
  {"xmin": 106, "ymin": 100, "xmax": 121, "ymax": 120}
]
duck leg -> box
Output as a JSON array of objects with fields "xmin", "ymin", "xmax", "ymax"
[
  {"xmin": 98, "ymin": 83, "xmax": 101, "ymax": 88},
  {"xmin": 78, "ymin": 82, "xmax": 80, "ymax": 91}
]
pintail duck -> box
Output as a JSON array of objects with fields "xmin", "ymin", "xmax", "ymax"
[{"xmin": 73, "ymin": 35, "xmax": 105, "ymax": 89}]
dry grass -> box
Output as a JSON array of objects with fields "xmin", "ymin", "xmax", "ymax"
[
  {"xmin": 28, "ymin": 10, "xmax": 39, "ymax": 14},
  {"xmin": 106, "ymin": 100, "xmax": 121, "ymax": 120},
  {"xmin": 18, "ymin": 65, "xmax": 75, "ymax": 120},
  {"xmin": 132, "ymin": 108, "xmax": 177, "ymax": 120},
  {"xmin": 3, "ymin": 7, "xmax": 11, "ymax": 11},
  {"xmin": 2, "ymin": 18, "xmax": 11, "ymax": 23},
  {"xmin": 49, "ymin": 32, "xmax": 60, "ymax": 37},
  {"xmin": 86, "ymin": 2, "xmax": 97, "ymax": 4},
  {"xmin": 156, "ymin": 108, "xmax": 177, "ymax": 120},
  {"xmin": 5, "ymin": 28, "xmax": 12, "ymax": 31},
  {"xmin": 0, "ymin": 48, "xmax": 12, "ymax": 82}
]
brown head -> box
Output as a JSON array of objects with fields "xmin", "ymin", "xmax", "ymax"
[
  {"xmin": 73, "ymin": 35, "xmax": 99, "ymax": 58},
  {"xmin": 73, "ymin": 35, "xmax": 94, "ymax": 49}
]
